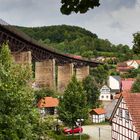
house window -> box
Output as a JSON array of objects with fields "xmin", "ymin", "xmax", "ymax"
[
  {"xmin": 106, "ymin": 96, "xmax": 108, "ymax": 98},
  {"xmin": 119, "ymin": 108, "xmax": 122, "ymax": 120},
  {"xmin": 101, "ymin": 95, "xmax": 104, "ymax": 98},
  {"xmin": 125, "ymin": 110, "xmax": 129, "ymax": 122}
]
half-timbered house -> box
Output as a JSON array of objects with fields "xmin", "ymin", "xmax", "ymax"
[
  {"xmin": 90, "ymin": 108, "xmax": 106, "ymax": 123},
  {"xmin": 110, "ymin": 93, "xmax": 140, "ymax": 140},
  {"xmin": 38, "ymin": 97, "xmax": 59, "ymax": 115},
  {"xmin": 99, "ymin": 85, "xmax": 111, "ymax": 101}
]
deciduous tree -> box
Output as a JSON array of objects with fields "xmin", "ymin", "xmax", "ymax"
[
  {"xmin": 90, "ymin": 64, "xmax": 109, "ymax": 86},
  {"xmin": 60, "ymin": 0, "xmax": 100, "ymax": 15},
  {"xmin": 131, "ymin": 75, "xmax": 140, "ymax": 93},
  {"xmin": 83, "ymin": 75, "xmax": 100, "ymax": 108},
  {"xmin": 0, "ymin": 43, "xmax": 39, "ymax": 139},
  {"xmin": 133, "ymin": 32, "xmax": 140, "ymax": 54}
]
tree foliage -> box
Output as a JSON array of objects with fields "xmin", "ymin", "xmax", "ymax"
[
  {"xmin": 133, "ymin": 32, "xmax": 140, "ymax": 54},
  {"xmin": 90, "ymin": 64, "xmax": 109, "ymax": 86},
  {"xmin": 0, "ymin": 43, "xmax": 39, "ymax": 139},
  {"xmin": 58, "ymin": 76, "xmax": 88, "ymax": 127},
  {"xmin": 34, "ymin": 88, "xmax": 56, "ymax": 105},
  {"xmin": 18, "ymin": 25, "xmax": 131, "ymax": 62},
  {"xmin": 131, "ymin": 75, "xmax": 140, "ymax": 93},
  {"xmin": 82, "ymin": 76, "xmax": 100, "ymax": 108},
  {"xmin": 60, "ymin": 0, "xmax": 100, "ymax": 15},
  {"xmin": 121, "ymin": 67, "xmax": 140, "ymax": 78}
]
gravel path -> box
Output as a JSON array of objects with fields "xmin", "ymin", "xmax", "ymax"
[{"xmin": 83, "ymin": 125, "xmax": 111, "ymax": 140}]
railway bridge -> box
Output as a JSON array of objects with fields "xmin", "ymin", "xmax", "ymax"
[{"xmin": 0, "ymin": 23, "xmax": 101, "ymax": 92}]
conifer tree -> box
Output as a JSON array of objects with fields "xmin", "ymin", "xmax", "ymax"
[{"xmin": 58, "ymin": 76, "xmax": 88, "ymax": 128}]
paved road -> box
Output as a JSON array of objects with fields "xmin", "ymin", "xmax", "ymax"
[{"xmin": 83, "ymin": 125, "xmax": 111, "ymax": 140}]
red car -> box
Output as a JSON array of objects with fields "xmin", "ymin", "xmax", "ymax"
[{"xmin": 63, "ymin": 127, "xmax": 83, "ymax": 134}]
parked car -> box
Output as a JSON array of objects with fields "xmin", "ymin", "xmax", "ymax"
[{"xmin": 63, "ymin": 126, "xmax": 83, "ymax": 134}]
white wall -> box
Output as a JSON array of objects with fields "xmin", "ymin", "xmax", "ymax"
[
  {"xmin": 108, "ymin": 76, "xmax": 120, "ymax": 90},
  {"xmin": 127, "ymin": 60, "xmax": 139, "ymax": 69},
  {"xmin": 92, "ymin": 114, "xmax": 105, "ymax": 123},
  {"xmin": 99, "ymin": 85, "xmax": 111, "ymax": 101},
  {"xmin": 99, "ymin": 93, "xmax": 111, "ymax": 101}
]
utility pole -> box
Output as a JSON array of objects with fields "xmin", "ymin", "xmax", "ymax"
[
  {"xmin": 99, "ymin": 127, "xmax": 101, "ymax": 140},
  {"xmin": 77, "ymin": 119, "xmax": 84, "ymax": 140}
]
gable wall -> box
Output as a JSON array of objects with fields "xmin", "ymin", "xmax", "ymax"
[
  {"xmin": 112, "ymin": 98, "xmax": 139, "ymax": 140},
  {"xmin": 127, "ymin": 60, "xmax": 139, "ymax": 69}
]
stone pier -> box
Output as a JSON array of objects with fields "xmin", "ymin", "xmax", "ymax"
[
  {"xmin": 57, "ymin": 63, "xmax": 73, "ymax": 92},
  {"xmin": 12, "ymin": 51, "xmax": 32, "ymax": 64},
  {"xmin": 76, "ymin": 66, "xmax": 89, "ymax": 81},
  {"xmin": 35, "ymin": 59, "xmax": 56, "ymax": 89}
]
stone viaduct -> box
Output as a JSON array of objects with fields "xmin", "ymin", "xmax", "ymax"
[{"xmin": 0, "ymin": 24, "xmax": 101, "ymax": 92}]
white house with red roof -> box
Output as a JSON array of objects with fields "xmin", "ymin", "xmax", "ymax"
[
  {"xmin": 89, "ymin": 108, "xmax": 106, "ymax": 123},
  {"xmin": 38, "ymin": 97, "xmax": 59, "ymax": 115},
  {"xmin": 117, "ymin": 60, "xmax": 140, "ymax": 74},
  {"xmin": 121, "ymin": 78, "xmax": 135, "ymax": 92},
  {"xmin": 110, "ymin": 93, "xmax": 140, "ymax": 140},
  {"xmin": 126, "ymin": 60, "xmax": 140, "ymax": 69}
]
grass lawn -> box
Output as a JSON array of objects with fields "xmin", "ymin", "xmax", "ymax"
[{"xmin": 52, "ymin": 133, "xmax": 90, "ymax": 140}]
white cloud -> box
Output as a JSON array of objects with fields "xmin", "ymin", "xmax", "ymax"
[{"xmin": 0, "ymin": 0, "xmax": 140, "ymax": 46}]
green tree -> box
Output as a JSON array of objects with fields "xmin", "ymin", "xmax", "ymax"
[
  {"xmin": 131, "ymin": 75, "xmax": 140, "ymax": 92},
  {"xmin": 133, "ymin": 32, "xmax": 140, "ymax": 54},
  {"xmin": 58, "ymin": 76, "xmax": 88, "ymax": 128},
  {"xmin": 83, "ymin": 76, "xmax": 100, "ymax": 108},
  {"xmin": 34, "ymin": 88, "xmax": 56, "ymax": 105},
  {"xmin": 60, "ymin": 0, "xmax": 100, "ymax": 15},
  {"xmin": 0, "ymin": 43, "xmax": 39, "ymax": 139},
  {"xmin": 122, "ymin": 68, "xmax": 140, "ymax": 78},
  {"xmin": 90, "ymin": 64, "xmax": 109, "ymax": 85}
]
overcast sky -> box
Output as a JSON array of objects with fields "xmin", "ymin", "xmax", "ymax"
[{"xmin": 0, "ymin": 0, "xmax": 140, "ymax": 47}]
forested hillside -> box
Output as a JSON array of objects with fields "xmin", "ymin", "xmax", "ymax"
[{"xmin": 18, "ymin": 25, "xmax": 133, "ymax": 61}]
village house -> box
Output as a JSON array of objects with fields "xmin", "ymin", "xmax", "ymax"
[
  {"xmin": 110, "ymin": 93, "xmax": 140, "ymax": 140},
  {"xmin": 126, "ymin": 60, "xmax": 140, "ymax": 69},
  {"xmin": 37, "ymin": 97, "xmax": 59, "ymax": 116},
  {"xmin": 117, "ymin": 63, "xmax": 134, "ymax": 73},
  {"xmin": 99, "ymin": 85, "xmax": 112, "ymax": 101},
  {"xmin": 108, "ymin": 76, "xmax": 121, "ymax": 96},
  {"xmin": 117, "ymin": 60, "xmax": 140, "ymax": 74},
  {"xmin": 89, "ymin": 108, "xmax": 106, "ymax": 123}
]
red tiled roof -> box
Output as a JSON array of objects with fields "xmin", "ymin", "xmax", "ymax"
[
  {"xmin": 121, "ymin": 78, "xmax": 135, "ymax": 91},
  {"xmin": 65, "ymin": 54, "xmax": 82, "ymax": 59},
  {"xmin": 117, "ymin": 62, "xmax": 127, "ymax": 67},
  {"xmin": 90, "ymin": 108, "xmax": 106, "ymax": 115},
  {"xmin": 136, "ymin": 60, "xmax": 140, "ymax": 64},
  {"xmin": 117, "ymin": 66, "xmax": 134, "ymax": 72},
  {"xmin": 122, "ymin": 93, "xmax": 140, "ymax": 136},
  {"xmin": 38, "ymin": 97, "xmax": 59, "ymax": 108}
]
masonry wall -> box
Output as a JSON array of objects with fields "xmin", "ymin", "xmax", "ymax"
[
  {"xmin": 76, "ymin": 66, "xmax": 89, "ymax": 81},
  {"xmin": 35, "ymin": 59, "xmax": 55, "ymax": 89},
  {"xmin": 57, "ymin": 63, "xmax": 73, "ymax": 92},
  {"xmin": 12, "ymin": 51, "xmax": 32, "ymax": 64}
]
